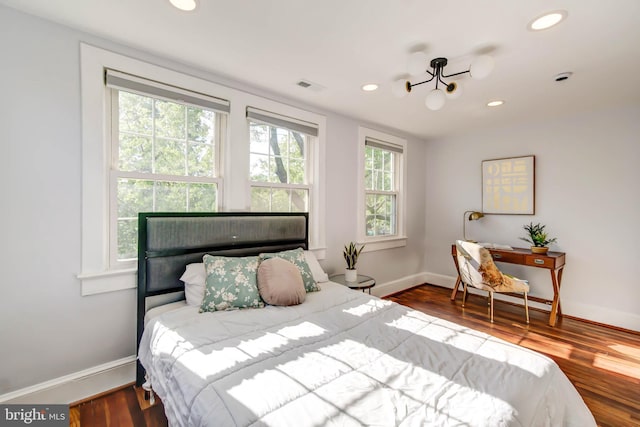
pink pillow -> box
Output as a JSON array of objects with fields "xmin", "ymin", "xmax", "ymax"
[{"xmin": 257, "ymin": 257, "xmax": 306, "ymax": 306}]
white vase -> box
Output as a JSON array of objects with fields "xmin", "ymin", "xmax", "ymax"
[{"xmin": 345, "ymin": 268, "xmax": 357, "ymax": 282}]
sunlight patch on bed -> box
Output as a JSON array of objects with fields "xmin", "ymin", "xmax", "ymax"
[
  {"xmin": 385, "ymin": 314, "xmax": 487, "ymax": 356},
  {"xmin": 227, "ymin": 369, "xmax": 307, "ymax": 416},
  {"xmin": 151, "ymin": 322, "xmax": 194, "ymax": 354},
  {"xmin": 236, "ymin": 332, "xmax": 290, "ymax": 358},
  {"xmin": 313, "ymin": 337, "xmax": 518, "ymax": 425},
  {"xmin": 422, "ymin": 382, "xmax": 517, "ymax": 425},
  {"xmin": 276, "ymin": 321, "xmax": 326, "ymax": 340},
  {"xmin": 319, "ymin": 338, "xmax": 385, "ymax": 369},
  {"xmin": 172, "ymin": 324, "xmax": 330, "ymax": 381},
  {"xmin": 342, "ymin": 299, "xmax": 389, "ymax": 317},
  {"xmin": 182, "ymin": 346, "xmax": 253, "ymax": 379}
]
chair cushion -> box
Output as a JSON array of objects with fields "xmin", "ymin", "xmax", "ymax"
[{"xmin": 478, "ymin": 248, "xmax": 529, "ymax": 293}]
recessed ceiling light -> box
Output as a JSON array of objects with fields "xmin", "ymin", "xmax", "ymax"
[
  {"xmin": 555, "ymin": 72, "xmax": 573, "ymax": 82},
  {"xmin": 487, "ymin": 100, "xmax": 504, "ymax": 107},
  {"xmin": 170, "ymin": 0, "xmax": 197, "ymax": 11},
  {"xmin": 361, "ymin": 84, "xmax": 379, "ymax": 92},
  {"xmin": 528, "ymin": 10, "xmax": 568, "ymax": 31}
]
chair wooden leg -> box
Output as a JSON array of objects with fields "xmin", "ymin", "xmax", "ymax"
[
  {"xmin": 524, "ymin": 292, "xmax": 530, "ymax": 324},
  {"xmin": 489, "ymin": 291, "xmax": 494, "ymax": 323},
  {"xmin": 462, "ymin": 283, "xmax": 468, "ymax": 307}
]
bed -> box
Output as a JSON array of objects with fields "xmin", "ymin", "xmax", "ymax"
[{"xmin": 136, "ymin": 212, "xmax": 595, "ymax": 426}]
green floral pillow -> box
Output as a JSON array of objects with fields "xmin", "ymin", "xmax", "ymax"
[
  {"xmin": 260, "ymin": 248, "xmax": 320, "ymax": 292},
  {"xmin": 199, "ymin": 255, "xmax": 264, "ymax": 312}
]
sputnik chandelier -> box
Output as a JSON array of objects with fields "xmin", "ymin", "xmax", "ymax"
[{"xmin": 392, "ymin": 52, "xmax": 494, "ymax": 111}]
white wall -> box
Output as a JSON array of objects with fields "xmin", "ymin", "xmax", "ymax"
[
  {"xmin": 424, "ymin": 106, "xmax": 640, "ymax": 331},
  {"xmin": 0, "ymin": 5, "xmax": 427, "ymax": 396},
  {"xmin": 323, "ymin": 116, "xmax": 427, "ymax": 284}
]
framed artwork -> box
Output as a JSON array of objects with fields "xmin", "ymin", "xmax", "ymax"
[{"xmin": 482, "ymin": 155, "xmax": 535, "ymax": 214}]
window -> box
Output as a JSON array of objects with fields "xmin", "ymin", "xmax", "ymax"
[
  {"xmin": 106, "ymin": 70, "xmax": 228, "ymax": 266},
  {"xmin": 365, "ymin": 140, "xmax": 400, "ymax": 236},
  {"xmin": 247, "ymin": 108, "xmax": 316, "ymax": 213},
  {"xmin": 80, "ymin": 44, "xmax": 326, "ymax": 295},
  {"xmin": 357, "ymin": 127, "xmax": 407, "ymax": 251}
]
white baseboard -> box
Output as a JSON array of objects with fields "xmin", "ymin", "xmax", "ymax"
[
  {"xmin": 371, "ymin": 273, "xmax": 430, "ymax": 298},
  {"xmin": 0, "ymin": 356, "xmax": 136, "ymax": 405},
  {"xmin": 562, "ymin": 300, "xmax": 640, "ymax": 332}
]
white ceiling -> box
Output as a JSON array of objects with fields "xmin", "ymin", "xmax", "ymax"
[{"xmin": 3, "ymin": 0, "xmax": 640, "ymax": 140}]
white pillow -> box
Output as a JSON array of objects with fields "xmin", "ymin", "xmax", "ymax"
[
  {"xmin": 180, "ymin": 263, "xmax": 206, "ymax": 306},
  {"xmin": 304, "ymin": 250, "xmax": 329, "ymax": 283}
]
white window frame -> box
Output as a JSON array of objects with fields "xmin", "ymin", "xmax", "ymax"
[
  {"xmin": 247, "ymin": 107, "xmax": 316, "ymax": 215},
  {"xmin": 78, "ymin": 44, "xmax": 326, "ymax": 295},
  {"xmin": 107, "ymin": 77, "xmax": 227, "ymax": 268},
  {"xmin": 357, "ymin": 127, "xmax": 407, "ymax": 252}
]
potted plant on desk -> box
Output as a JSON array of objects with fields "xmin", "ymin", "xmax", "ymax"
[
  {"xmin": 520, "ymin": 222, "xmax": 557, "ymax": 254},
  {"xmin": 343, "ymin": 242, "xmax": 365, "ymax": 282}
]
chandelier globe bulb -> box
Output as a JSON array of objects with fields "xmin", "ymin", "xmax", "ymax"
[{"xmin": 425, "ymin": 89, "xmax": 446, "ymax": 110}]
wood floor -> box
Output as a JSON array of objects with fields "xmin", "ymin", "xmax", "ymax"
[
  {"xmin": 70, "ymin": 386, "xmax": 167, "ymax": 427},
  {"xmin": 71, "ymin": 284, "xmax": 640, "ymax": 426}
]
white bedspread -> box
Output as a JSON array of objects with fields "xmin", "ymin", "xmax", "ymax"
[{"xmin": 139, "ymin": 282, "xmax": 595, "ymax": 426}]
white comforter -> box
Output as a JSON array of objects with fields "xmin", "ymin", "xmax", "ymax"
[{"xmin": 139, "ymin": 282, "xmax": 595, "ymax": 426}]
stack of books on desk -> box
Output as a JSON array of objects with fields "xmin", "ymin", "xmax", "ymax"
[{"xmin": 478, "ymin": 243, "xmax": 513, "ymax": 250}]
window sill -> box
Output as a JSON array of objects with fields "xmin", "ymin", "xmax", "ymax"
[
  {"xmin": 308, "ymin": 247, "xmax": 327, "ymax": 260},
  {"xmin": 78, "ymin": 268, "xmax": 137, "ymax": 296},
  {"xmin": 358, "ymin": 236, "xmax": 407, "ymax": 252}
]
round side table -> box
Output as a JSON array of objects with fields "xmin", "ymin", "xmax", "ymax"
[{"xmin": 329, "ymin": 274, "xmax": 376, "ymax": 294}]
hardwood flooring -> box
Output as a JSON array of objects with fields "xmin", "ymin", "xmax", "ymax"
[
  {"xmin": 70, "ymin": 386, "xmax": 167, "ymax": 427},
  {"xmin": 71, "ymin": 283, "xmax": 640, "ymax": 426}
]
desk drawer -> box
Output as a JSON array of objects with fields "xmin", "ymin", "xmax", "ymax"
[
  {"xmin": 491, "ymin": 252, "xmax": 524, "ymax": 264},
  {"xmin": 525, "ymin": 255, "xmax": 554, "ymax": 268}
]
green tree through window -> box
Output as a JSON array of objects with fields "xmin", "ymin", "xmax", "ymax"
[
  {"xmin": 249, "ymin": 121, "xmax": 310, "ymax": 213},
  {"xmin": 365, "ymin": 144, "xmax": 397, "ymax": 236},
  {"xmin": 113, "ymin": 90, "xmax": 223, "ymax": 261}
]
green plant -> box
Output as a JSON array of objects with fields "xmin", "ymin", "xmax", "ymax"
[
  {"xmin": 519, "ymin": 222, "xmax": 557, "ymax": 247},
  {"xmin": 343, "ymin": 242, "xmax": 365, "ymax": 270}
]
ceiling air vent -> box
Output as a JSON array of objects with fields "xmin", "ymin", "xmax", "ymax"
[{"xmin": 296, "ymin": 79, "xmax": 325, "ymax": 92}]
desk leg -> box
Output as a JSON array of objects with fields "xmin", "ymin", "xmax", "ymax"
[
  {"xmin": 450, "ymin": 276, "xmax": 461, "ymax": 301},
  {"xmin": 450, "ymin": 250, "xmax": 462, "ymax": 301},
  {"xmin": 548, "ymin": 267, "xmax": 564, "ymax": 327},
  {"xmin": 556, "ymin": 267, "xmax": 564, "ymax": 316}
]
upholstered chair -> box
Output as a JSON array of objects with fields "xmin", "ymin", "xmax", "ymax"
[{"xmin": 455, "ymin": 240, "xmax": 530, "ymax": 323}]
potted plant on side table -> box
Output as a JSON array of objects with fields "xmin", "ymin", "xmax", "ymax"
[
  {"xmin": 519, "ymin": 222, "xmax": 557, "ymax": 254},
  {"xmin": 343, "ymin": 242, "xmax": 365, "ymax": 282}
]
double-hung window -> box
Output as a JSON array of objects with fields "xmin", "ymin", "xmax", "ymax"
[
  {"xmin": 106, "ymin": 70, "xmax": 228, "ymax": 266},
  {"xmin": 365, "ymin": 138, "xmax": 401, "ymax": 236},
  {"xmin": 357, "ymin": 127, "xmax": 407, "ymax": 250},
  {"xmin": 247, "ymin": 108, "xmax": 317, "ymax": 213}
]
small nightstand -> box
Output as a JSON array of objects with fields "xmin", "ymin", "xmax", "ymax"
[{"xmin": 329, "ymin": 274, "xmax": 376, "ymax": 294}]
